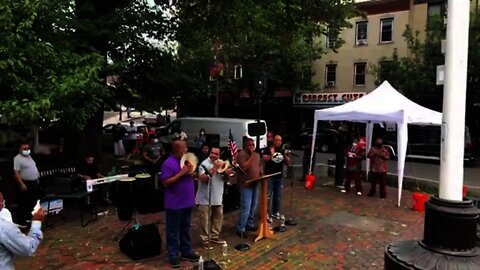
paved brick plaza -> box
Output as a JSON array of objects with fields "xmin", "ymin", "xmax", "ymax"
[{"xmin": 16, "ymin": 178, "xmax": 425, "ymax": 270}]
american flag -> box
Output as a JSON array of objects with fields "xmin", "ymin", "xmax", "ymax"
[{"xmin": 228, "ymin": 129, "xmax": 238, "ymax": 159}]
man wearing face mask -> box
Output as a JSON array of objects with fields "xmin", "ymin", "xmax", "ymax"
[
  {"xmin": 367, "ymin": 138, "xmax": 390, "ymax": 198},
  {"xmin": 13, "ymin": 143, "xmax": 41, "ymax": 226}
]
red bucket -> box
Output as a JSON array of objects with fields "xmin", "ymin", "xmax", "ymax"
[
  {"xmin": 305, "ymin": 174, "xmax": 316, "ymax": 190},
  {"xmin": 412, "ymin": 192, "xmax": 429, "ymax": 211}
]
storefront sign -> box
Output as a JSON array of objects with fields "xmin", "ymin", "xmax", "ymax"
[{"xmin": 294, "ymin": 92, "xmax": 366, "ymax": 105}]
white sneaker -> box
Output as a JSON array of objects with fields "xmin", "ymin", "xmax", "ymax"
[
  {"xmin": 271, "ymin": 213, "xmax": 281, "ymax": 220},
  {"xmin": 356, "ymin": 192, "xmax": 362, "ymax": 196},
  {"xmin": 340, "ymin": 189, "xmax": 347, "ymax": 193}
]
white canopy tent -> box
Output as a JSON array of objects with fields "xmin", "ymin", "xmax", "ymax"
[{"xmin": 311, "ymin": 81, "xmax": 442, "ymax": 206}]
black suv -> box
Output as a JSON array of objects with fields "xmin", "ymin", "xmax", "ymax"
[
  {"xmin": 284, "ymin": 128, "xmax": 338, "ymax": 153},
  {"xmin": 382, "ymin": 125, "xmax": 476, "ymax": 162}
]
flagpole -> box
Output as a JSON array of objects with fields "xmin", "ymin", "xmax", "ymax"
[{"xmin": 385, "ymin": 1, "xmax": 480, "ymax": 268}]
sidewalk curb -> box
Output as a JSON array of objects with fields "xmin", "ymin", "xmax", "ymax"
[{"xmin": 287, "ymin": 163, "xmax": 480, "ymax": 198}]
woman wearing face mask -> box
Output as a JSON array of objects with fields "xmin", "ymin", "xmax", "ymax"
[
  {"xmin": 367, "ymin": 138, "xmax": 390, "ymax": 198},
  {"xmin": 342, "ymin": 138, "xmax": 365, "ymax": 195},
  {"xmin": 13, "ymin": 143, "xmax": 41, "ymax": 226},
  {"xmin": 195, "ymin": 128, "xmax": 207, "ymax": 149}
]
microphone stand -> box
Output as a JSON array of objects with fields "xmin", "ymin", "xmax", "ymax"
[
  {"xmin": 284, "ymin": 176, "xmax": 297, "ymax": 226},
  {"xmin": 199, "ymin": 165, "xmax": 221, "ymax": 270},
  {"xmin": 285, "ymin": 154, "xmax": 297, "ymax": 226}
]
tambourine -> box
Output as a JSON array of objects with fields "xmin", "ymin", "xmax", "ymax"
[{"xmin": 180, "ymin": 153, "xmax": 198, "ymax": 173}]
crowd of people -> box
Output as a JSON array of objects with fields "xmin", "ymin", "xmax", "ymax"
[{"xmin": 2, "ymin": 122, "xmax": 392, "ymax": 269}]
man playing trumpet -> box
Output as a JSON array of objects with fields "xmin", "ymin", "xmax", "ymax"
[{"xmin": 196, "ymin": 147, "xmax": 232, "ymax": 249}]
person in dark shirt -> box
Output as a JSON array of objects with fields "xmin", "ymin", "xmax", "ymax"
[
  {"xmin": 76, "ymin": 154, "xmax": 103, "ymax": 180},
  {"xmin": 262, "ymin": 135, "xmax": 291, "ymax": 220},
  {"xmin": 335, "ymin": 124, "xmax": 352, "ymax": 188},
  {"xmin": 142, "ymin": 134, "xmax": 164, "ymax": 178}
]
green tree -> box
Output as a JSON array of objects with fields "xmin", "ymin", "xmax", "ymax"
[
  {"xmin": 372, "ymin": 12, "xmax": 480, "ymax": 111},
  {"xmin": 0, "ymin": 0, "xmax": 106, "ymax": 129},
  {"xmin": 174, "ymin": 0, "xmax": 359, "ymax": 106},
  {"xmin": 371, "ymin": 15, "xmax": 445, "ymax": 107},
  {"xmin": 0, "ymin": 0, "xmax": 176, "ymax": 159}
]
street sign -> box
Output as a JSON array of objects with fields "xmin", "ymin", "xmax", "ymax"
[{"xmin": 436, "ymin": 65, "xmax": 445, "ymax": 85}]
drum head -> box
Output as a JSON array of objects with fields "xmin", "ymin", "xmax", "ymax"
[
  {"xmin": 180, "ymin": 153, "xmax": 198, "ymax": 172},
  {"xmin": 119, "ymin": 177, "xmax": 136, "ymax": 182},
  {"xmin": 135, "ymin": 173, "xmax": 151, "ymax": 179}
]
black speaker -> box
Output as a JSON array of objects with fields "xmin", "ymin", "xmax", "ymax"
[{"xmin": 119, "ymin": 223, "xmax": 162, "ymax": 260}]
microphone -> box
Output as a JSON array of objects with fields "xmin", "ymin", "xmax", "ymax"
[
  {"xmin": 233, "ymin": 163, "xmax": 247, "ymax": 175},
  {"xmin": 200, "ymin": 164, "xmax": 213, "ymax": 178},
  {"xmin": 284, "ymin": 149, "xmax": 299, "ymax": 157}
]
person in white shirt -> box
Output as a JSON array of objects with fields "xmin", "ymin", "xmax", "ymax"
[
  {"xmin": 196, "ymin": 147, "xmax": 232, "ymax": 249},
  {"xmin": 13, "ymin": 143, "xmax": 40, "ymax": 226},
  {"xmin": 0, "ymin": 191, "xmax": 44, "ymax": 270}
]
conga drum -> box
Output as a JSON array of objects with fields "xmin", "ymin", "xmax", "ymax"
[
  {"xmin": 115, "ymin": 177, "xmax": 137, "ymax": 221},
  {"xmin": 149, "ymin": 172, "xmax": 165, "ymax": 213},
  {"xmin": 135, "ymin": 173, "xmax": 152, "ymax": 215}
]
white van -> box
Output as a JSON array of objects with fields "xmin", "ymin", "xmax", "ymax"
[{"xmin": 157, "ymin": 117, "xmax": 268, "ymax": 150}]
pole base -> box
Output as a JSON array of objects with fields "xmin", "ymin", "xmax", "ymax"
[
  {"xmin": 285, "ymin": 218, "xmax": 297, "ymax": 226},
  {"xmin": 385, "ymin": 196, "xmax": 480, "ymax": 269},
  {"xmin": 201, "ymin": 259, "xmax": 222, "ymax": 270},
  {"xmin": 385, "ymin": 240, "xmax": 480, "ymax": 269},
  {"xmin": 234, "ymin": 243, "xmax": 251, "ymax": 251},
  {"xmin": 273, "ymin": 225, "xmax": 288, "ymax": 232}
]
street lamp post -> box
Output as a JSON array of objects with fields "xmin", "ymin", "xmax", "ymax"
[
  {"xmin": 256, "ymin": 76, "xmax": 265, "ymax": 153},
  {"xmin": 385, "ymin": 1, "xmax": 480, "ymax": 268}
]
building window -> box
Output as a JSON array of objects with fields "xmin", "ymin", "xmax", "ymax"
[
  {"xmin": 427, "ymin": 3, "xmax": 446, "ymax": 25},
  {"xmin": 327, "ymin": 29, "xmax": 337, "ymax": 48},
  {"xmin": 355, "ymin": 21, "xmax": 368, "ymax": 46},
  {"xmin": 354, "ymin": 62, "xmax": 367, "ymax": 86},
  {"xmin": 380, "ymin": 18, "xmax": 393, "ymax": 43},
  {"xmin": 428, "ymin": 3, "xmax": 442, "ymax": 17},
  {"xmin": 302, "ymin": 66, "xmax": 312, "ymax": 83},
  {"xmin": 325, "ymin": 65, "xmax": 336, "ymax": 87}
]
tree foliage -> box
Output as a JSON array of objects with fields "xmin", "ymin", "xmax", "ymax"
[
  {"xmin": 372, "ymin": 12, "xmax": 480, "ymax": 108},
  {"xmin": 174, "ymin": 0, "xmax": 359, "ymax": 100},
  {"xmin": 0, "ymin": 0, "xmax": 176, "ymax": 130},
  {"xmin": 0, "ymin": 0, "xmax": 106, "ymax": 129}
]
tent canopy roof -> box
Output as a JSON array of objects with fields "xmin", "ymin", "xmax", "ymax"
[{"xmin": 314, "ymin": 81, "xmax": 442, "ymax": 125}]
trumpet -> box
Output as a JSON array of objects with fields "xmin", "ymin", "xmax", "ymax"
[{"xmin": 214, "ymin": 159, "xmax": 230, "ymax": 174}]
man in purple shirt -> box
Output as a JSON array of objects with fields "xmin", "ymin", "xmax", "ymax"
[{"xmin": 161, "ymin": 139, "xmax": 200, "ymax": 268}]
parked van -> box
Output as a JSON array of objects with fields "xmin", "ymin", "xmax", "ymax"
[{"xmin": 157, "ymin": 117, "xmax": 268, "ymax": 150}]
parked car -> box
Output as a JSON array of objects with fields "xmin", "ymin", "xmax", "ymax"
[
  {"xmin": 284, "ymin": 128, "xmax": 338, "ymax": 153},
  {"xmin": 102, "ymin": 122, "xmax": 146, "ymax": 151},
  {"xmin": 382, "ymin": 125, "xmax": 475, "ymax": 163}
]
